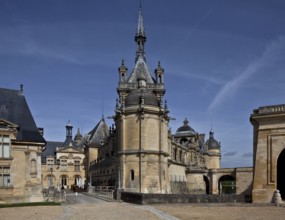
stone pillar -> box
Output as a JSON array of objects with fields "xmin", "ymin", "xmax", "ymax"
[{"xmin": 210, "ymin": 169, "xmax": 219, "ymax": 194}]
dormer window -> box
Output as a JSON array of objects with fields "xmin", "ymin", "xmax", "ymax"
[
  {"xmin": 47, "ymin": 158, "xmax": 54, "ymax": 170},
  {"xmin": 0, "ymin": 135, "xmax": 10, "ymax": 158},
  {"xmin": 0, "ymin": 124, "xmax": 7, "ymax": 129}
]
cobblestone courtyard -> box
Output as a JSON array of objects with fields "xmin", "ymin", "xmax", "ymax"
[{"xmin": 2, "ymin": 203, "xmax": 285, "ymax": 220}]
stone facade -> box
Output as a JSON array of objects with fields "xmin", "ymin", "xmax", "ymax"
[
  {"xmin": 41, "ymin": 122, "xmax": 86, "ymax": 191},
  {"xmin": 0, "ymin": 87, "xmax": 46, "ymax": 203},
  {"xmin": 251, "ymin": 104, "xmax": 285, "ymax": 203}
]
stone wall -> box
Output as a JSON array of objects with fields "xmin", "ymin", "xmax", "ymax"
[
  {"xmin": 235, "ymin": 167, "xmax": 253, "ymax": 195},
  {"xmin": 121, "ymin": 192, "xmax": 252, "ymax": 204}
]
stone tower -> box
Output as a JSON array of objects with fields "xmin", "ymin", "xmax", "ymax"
[
  {"xmin": 205, "ymin": 130, "xmax": 221, "ymax": 169},
  {"xmin": 114, "ymin": 3, "xmax": 170, "ymax": 193}
]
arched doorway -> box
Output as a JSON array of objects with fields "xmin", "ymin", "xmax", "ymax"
[
  {"xmin": 219, "ymin": 175, "xmax": 236, "ymax": 194},
  {"xmin": 277, "ymin": 149, "xmax": 285, "ymax": 199},
  {"xmin": 61, "ymin": 175, "xmax": 68, "ymax": 188},
  {"xmin": 74, "ymin": 175, "xmax": 82, "ymax": 187},
  {"xmin": 203, "ymin": 176, "xmax": 210, "ymax": 194}
]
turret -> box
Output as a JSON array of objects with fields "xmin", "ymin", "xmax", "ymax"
[
  {"xmin": 155, "ymin": 61, "xmax": 164, "ymax": 84},
  {"xmin": 118, "ymin": 59, "xmax": 128, "ymax": 83},
  {"xmin": 65, "ymin": 120, "xmax": 73, "ymax": 141},
  {"xmin": 205, "ymin": 130, "xmax": 221, "ymax": 169}
]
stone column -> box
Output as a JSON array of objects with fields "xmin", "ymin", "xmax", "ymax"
[{"xmin": 210, "ymin": 169, "xmax": 219, "ymax": 194}]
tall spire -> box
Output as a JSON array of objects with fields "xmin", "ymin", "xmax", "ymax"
[
  {"xmin": 135, "ymin": 0, "xmax": 147, "ymax": 62},
  {"xmin": 137, "ymin": 0, "xmax": 144, "ymax": 36}
]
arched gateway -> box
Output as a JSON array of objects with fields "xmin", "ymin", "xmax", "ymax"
[{"xmin": 277, "ymin": 149, "xmax": 285, "ymax": 199}]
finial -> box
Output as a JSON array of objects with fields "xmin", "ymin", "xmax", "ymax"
[
  {"xmin": 139, "ymin": 0, "xmax": 142, "ymax": 9},
  {"xmin": 183, "ymin": 118, "xmax": 189, "ymax": 126},
  {"xmin": 209, "ymin": 130, "xmax": 214, "ymax": 139},
  {"xmin": 158, "ymin": 61, "xmax": 161, "ymax": 67},
  {"xmin": 18, "ymin": 84, "xmax": 24, "ymax": 95},
  {"xmin": 121, "ymin": 59, "xmax": 125, "ymax": 66}
]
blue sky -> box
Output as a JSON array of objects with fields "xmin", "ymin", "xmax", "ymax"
[{"xmin": 1, "ymin": 0, "xmax": 285, "ymax": 168}]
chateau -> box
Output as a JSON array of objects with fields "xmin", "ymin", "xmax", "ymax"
[
  {"xmin": 1, "ymin": 4, "xmax": 285, "ymax": 204},
  {"xmin": 83, "ymin": 5, "xmax": 252, "ymax": 197}
]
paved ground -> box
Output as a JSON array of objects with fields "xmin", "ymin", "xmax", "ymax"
[
  {"xmin": 65, "ymin": 192, "xmax": 106, "ymax": 204},
  {"xmin": 2, "ymin": 193, "xmax": 285, "ymax": 220},
  {"xmin": 152, "ymin": 203, "xmax": 285, "ymax": 220}
]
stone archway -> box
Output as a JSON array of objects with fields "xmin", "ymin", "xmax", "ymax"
[
  {"xmin": 203, "ymin": 176, "xmax": 210, "ymax": 194},
  {"xmin": 219, "ymin": 175, "xmax": 236, "ymax": 194},
  {"xmin": 277, "ymin": 149, "xmax": 285, "ymax": 199}
]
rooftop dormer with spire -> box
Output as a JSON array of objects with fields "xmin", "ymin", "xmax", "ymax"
[{"xmin": 117, "ymin": 1, "xmax": 165, "ymax": 107}]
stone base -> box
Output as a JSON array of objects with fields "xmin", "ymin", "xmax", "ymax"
[{"xmin": 252, "ymin": 189, "xmax": 275, "ymax": 203}]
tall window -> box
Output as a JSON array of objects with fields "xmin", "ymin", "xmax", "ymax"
[
  {"xmin": 60, "ymin": 159, "xmax": 67, "ymax": 171},
  {"xmin": 47, "ymin": 158, "xmax": 54, "ymax": 170},
  {"xmin": 0, "ymin": 166, "xmax": 11, "ymax": 188},
  {"xmin": 0, "ymin": 135, "xmax": 10, "ymax": 158},
  {"xmin": 61, "ymin": 175, "xmax": 67, "ymax": 187},
  {"xmin": 74, "ymin": 161, "xmax": 80, "ymax": 171},
  {"xmin": 130, "ymin": 169, "xmax": 134, "ymax": 181},
  {"xmin": 30, "ymin": 159, "xmax": 37, "ymax": 175}
]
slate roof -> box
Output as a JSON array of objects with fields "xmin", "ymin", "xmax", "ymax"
[
  {"xmin": 42, "ymin": 141, "xmax": 63, "ymax": 163},
  {"xmin": 206, "ymin": 131, "xmax": 221, "ymax": 149},
  {"xmin": 0, "ymin": 87, "xmax": 45, "ymax": 143},
  {"xmin": 61, "ymin": 138, "xmax": 78, "ymax": 148},
  {"xmin": 127, "ymin": 56, "xmax": 155, "ymax": 84},
  {"xmin": 125, "ymin": 89, "xmax": 159, "ymax": 107},
  {"xmin": 176, "ymin": 118, "xmax": 196, "ymax": 136},
  {"xmin": 86, "ymin": 118, "xmax": 109, "ymax": 148}
]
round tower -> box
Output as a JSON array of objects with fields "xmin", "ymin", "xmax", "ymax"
[
  {"xmin": 205, "ymin": 130, "xmax": 221, "ymax": 169},
  {"xmin": 115, "ymin": 76, "xmax": 170, "ymax": 193}
]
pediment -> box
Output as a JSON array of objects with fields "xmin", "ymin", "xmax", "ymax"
[
  {"xmin": 57, "ymin": 146, "xmax": 82, "ymax": 154},
  {"xmin": 0, "ymin": 119, "xmax": 19, "ymax": 129}
]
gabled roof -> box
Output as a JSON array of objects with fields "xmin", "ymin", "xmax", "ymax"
[
  {"xmin": 0, "ymin": 88, "xmax": 45, "ymax": 143},
  {"xmin": 61, "ymin": 138, "xmax": 78, "ymax": 149},
  {"xmin": 87, "ymin": 117, "xmax": 109, "ymax": 148},
  {"xmin": 127, "ymin": 56, "xmax": 155, "ymax": 84}
]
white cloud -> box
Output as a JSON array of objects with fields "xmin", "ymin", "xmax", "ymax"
[{"xmin": 208, "ymin": 36, "xmax": 285, "ymax": 111}]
